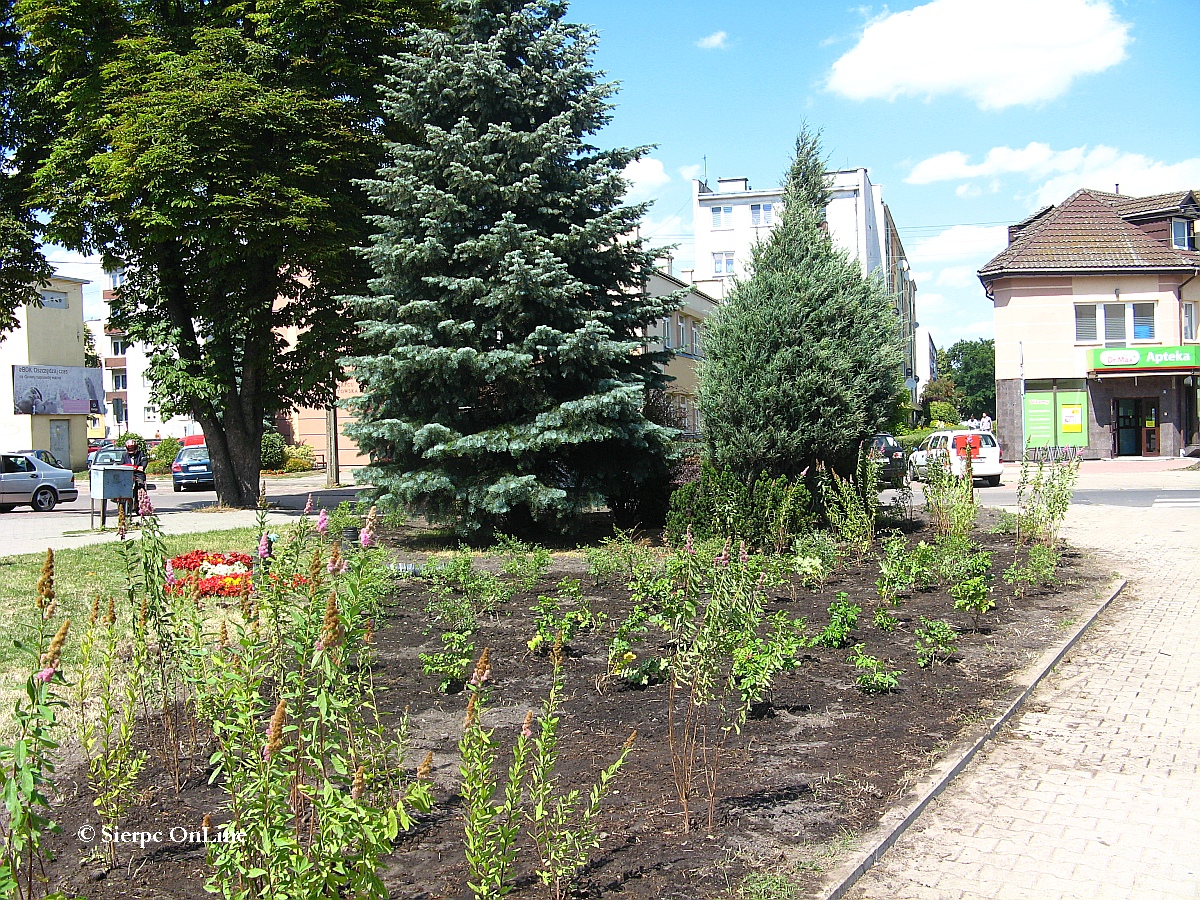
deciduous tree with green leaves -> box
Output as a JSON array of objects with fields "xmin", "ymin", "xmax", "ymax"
[
  {"xmin": 0, "ymin": 0, "xmax": 52, "ymax": 340},
  {"xmin": 941, "ymin": 338, "xmax": 996, "ymax": 418},
  {"xmin": 698, "ymin": 128, "xmax": 903, "ymax": 480},
  {"xmin": 12, "ymin": 0, "xmax": 444, "ymax": 505},
  {"xmin": 344, "ymin": 0, "xmax": 679, "ymax": 534}
]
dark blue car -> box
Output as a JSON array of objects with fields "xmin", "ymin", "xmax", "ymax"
[{"xmin": 171, "ymin": 445, "xmax": 214, "ymax": 491}]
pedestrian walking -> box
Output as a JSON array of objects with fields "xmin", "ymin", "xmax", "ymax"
[{"xmin": 980, "ymin": 412, "xmax": 992, "ymax": 432}]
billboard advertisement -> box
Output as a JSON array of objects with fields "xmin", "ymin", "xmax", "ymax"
[{"xmin": 12, "ymin": 365, "xmax": 103, "ymax": 415}]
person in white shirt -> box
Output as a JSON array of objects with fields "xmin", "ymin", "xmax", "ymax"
[
  {"xmin": 967, "ymin": 416, "xmax": 979, "ymax": 429},
  {"xmin": 980, "ymin": 413, "xmax": 993, "ymax": 432}
]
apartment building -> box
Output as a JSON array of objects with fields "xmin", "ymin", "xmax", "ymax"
[
  {"xmin": 0, "ymin": 275, "xmax": 96, "ymax": 468},
  {"xmin": 642, "ymin": 270, "xmax": 719, "ymax": 436},
  {"xmin": 88, "ymin": 272, "xmax": 202, "ymax": 440},
  {"xmin": 689, "ymin": 169, "xmax": 920, "ymax": 404},
  {"xmin": 981, "ymin": 189, "xmax": 1200, "ymax": 457}
]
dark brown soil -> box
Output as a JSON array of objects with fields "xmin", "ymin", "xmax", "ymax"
[{"xmin": 41, "ymin": 515, "xmax": 1111, "ymax": 900}]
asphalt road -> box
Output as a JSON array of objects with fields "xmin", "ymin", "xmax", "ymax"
[
  {"xmin": 881, "ymin": 483, "xmax": 1200, "ymax": 510},
  {"xmin": 0, "ymin": 472, "xmax": 362, "ymax": 532}
]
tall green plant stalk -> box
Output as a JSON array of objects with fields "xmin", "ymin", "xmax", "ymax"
[
  {"xmin": 459, "ymin": 651, "xmax": 528, "ymax": 900},
  {"xmin": 526, "ymin": 668, "xmax": 634, "ymax": 900},
  {"xmin": 0, "ymin": 560, "xmax": 71, "ymax": 900}
]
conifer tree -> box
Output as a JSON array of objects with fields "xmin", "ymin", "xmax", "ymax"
[
  {"xmin": 698, "ymin": 128, "xmax": 903, "ymax": 481},
  {"xmin": 345, "ymin": 0, "xmax": 678, "ymax": 533}
]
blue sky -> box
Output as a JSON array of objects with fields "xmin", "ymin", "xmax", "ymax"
[
  {"xmin": 570, "ymin": 0, "xmax": 1200, "ymax": 347},
  {"xmin": 54, "ymin": 0, "xmax": 1200, "ymax": 349}
]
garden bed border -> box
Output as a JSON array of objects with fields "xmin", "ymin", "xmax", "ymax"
[{"xmin": 817, "ymin": 576, "xmax": 1128, "ymax": 900}]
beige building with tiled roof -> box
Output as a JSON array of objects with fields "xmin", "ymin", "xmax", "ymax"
[{"xmin": 980, "ymin": 189, "xmax": 1200, "ymax": 458}]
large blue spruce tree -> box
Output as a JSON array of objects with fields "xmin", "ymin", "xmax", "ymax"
[
  {"xmin": 698, "ymin": 128, "xmax": 904, "ymax": 480},
  {"xmin": 345, "ymin": 0, "xmax": 678, "ymax": 533}
]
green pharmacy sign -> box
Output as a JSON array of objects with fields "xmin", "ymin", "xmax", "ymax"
[{"xmin": 1088, "ymin": 346, "xmax": 1198, "ymax": 371}]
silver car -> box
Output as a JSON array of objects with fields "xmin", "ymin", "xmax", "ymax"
[{"xmin": 0, "ymin": 451, "xmax": 80, "ymax": 512}]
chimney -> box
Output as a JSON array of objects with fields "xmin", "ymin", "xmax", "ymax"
[
  {"xmin": 681, "ymin": 268, "xmax": 694, "ymax": 284},
  {"xmin": 655, "ymin": 253, "xmax": 674, "ymax": 278}
]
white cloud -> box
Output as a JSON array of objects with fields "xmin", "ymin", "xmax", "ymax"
[
  {"xmin": 622, "ymin": 157, "xmax": 672, "ymax": 204},
  {"xmin": 695, "ymin": 30, "xmax": 728, "ymax": 50},
  {"xmin": 907, "ymin": 142, "xmax": 1200, "ymax": 208},
  {"xmin": 935, "ymin": 265, "xmax": 980, "ymax": 288},
  {"xmin": 955, "ymin": 183, "xmax": 982, "ymax": 199},
  {"xmin": 678, "ymin": 163, "xmax": 704, "ymax": 181},
  {"xmin": 826, "ymin": 0, "xmax": 1130, "ymax": 110},
  {"xmin": 909, "ymin": 225, "xmax": 1009, "ymax": 265}
]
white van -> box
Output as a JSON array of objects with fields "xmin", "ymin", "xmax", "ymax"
[{"xmin": 908, "ymin": 430, "xmax": 1003, "ymax": 487}]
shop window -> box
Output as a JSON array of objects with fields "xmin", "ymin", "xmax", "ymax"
[
  {"xmin": 1074, "ymin": 304, "xmax": 1097, "ymax": 342},
  {"xmin": 1183, "ymin": 302, "xmax": 1197, "ymax": 341},
  {"xmin": 1132, "ymin": 303, "xmax": 1155, "ymax": 340}
]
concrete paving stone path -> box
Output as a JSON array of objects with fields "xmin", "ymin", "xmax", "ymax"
[{"xmin": 845, "ymin": 502, "xmax": 1200, "ymax": 900}]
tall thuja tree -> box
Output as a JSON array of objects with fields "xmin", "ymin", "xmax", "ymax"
[
  {"xmin": 345, "ymin": 0, "xmax": 679, "ymax": 534},
  {"xmin": 699, "ymin": 128, "xmax": 903, "ymax": 480},
  {"xmin": 14, "ymin": 0, "xmax": 445, "ymax": 506}
]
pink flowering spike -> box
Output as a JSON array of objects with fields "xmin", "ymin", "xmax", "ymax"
[
  {"xmin": 138, "ymin": 491, "xmax": 154, "ymax": 517},
  {"xmin": 739, "ymin": 540, "xmax": 749, "ymax": 564},
  {"xmin": 521, "ymin": 717, "xmax": 533, "ymax": 739},
  {"xmin": 316, "ymin": 508, "xmax": 329, "ymax": 536},
  {"xmin": 359, "ymin": 528, "xmax": 373, "ymax": 549},
  {"xmin": 258, "ymin": 532, "xmax": 271, "ymax": 559},
  {"xmin": 35, "ymin": 667, "xmax": 54, "ymax": 684},
  {"xmin": 715, "ymin": 538, "xmax": 730, "ymax": 568},
  {"xmin": 303, "ymin": 494, "xmax": 313, "ymax": 515},
  {"xmin": 685, "ymin": 525, "xmax": 694, "ymax": 556},
  {"xmin": 314, "ymin": 638, "xmax": 325, "ymax": 652},
  {"xmin": 339, "ymin": 559, "xmax": 348, "ymax": 575},
  {"xmin": 165, "ymin": 560, "xmax": 176, "ymax": 583}
]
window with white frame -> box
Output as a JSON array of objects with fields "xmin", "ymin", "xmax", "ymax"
[
  {"xmin": 1184, "ymin": 301, "xmax": 1198, "ymax": 341},
  {"xmin": 712, "ymin": 251, "xmax": 734, "ymax": 276},
  {"xmin": 750, "ymin": 203, "xmax": 774, "ymax": 226},
  {"xmin": 111, "ymin": 337, "xmax": 130, "ymax": 356},
  {"xmin": 1075, "ymin": 304, "xmax": 1097, "ymax": 342},
  {"xmin": 661, "ymin": 317, "xmax": 672, "ymax": 349},
  {"xmin": 144, "ymin": 406, "xmax": 158, "ymax": 423},
  {"xmin": 678, "ymin": 317, "xmax": 688, "ymax": 351},
  {"xmin": 1132, "ymin": 302, "xmax": 1155, "ymax": 340},
  {"xmin": 1094, "ymin": 302, "xmax": 1156, "ymax": 347},
  {"xmin": 692, "ymin": 324, "xmax": 701, "ymax": 356},
  {"xmin": 1171, "ymin": 218, "xmax": 1193, "ymax": 250},
  {"xmin": 111, "ymin": 369, "xmax": 128, "ymax": 391},
  {"xmin": 38, "ymin": 290, "xmax": 68, "ymax": 309},
  {"xmin": 710, "ymin": 206, "xmax": 733, "ymax": 229}
]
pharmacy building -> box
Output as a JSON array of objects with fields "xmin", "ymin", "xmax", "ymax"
[{"xmin": 981, "ymin": 189, "xmax": 1200, "ymax": 458}]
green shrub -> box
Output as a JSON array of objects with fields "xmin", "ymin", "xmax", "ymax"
[
  {"xmin": 928, "ymin": 400, "xmax": 960, "ymax": 425},
  {"xmin": 260, "ymin": 432, "xmax": 287, "ymax": 469},
  {"xmin": 813, "ymin": 592, "xmax": 860, "ymax": 649},
  {"xmin": 150, "ymin": 436, "xmax": 182, "ymax": 469},
  {"xmin": 284, "ymin": 442, "xmax": 315, "ymax": 463},
  {"xmin": 914, "ymin": 617, "xmax": 957, "ymax": 667},
  {"xmin": 849, "ymin": 643, "xmax": 900, "ymax": 693},
  {"xmin": 146, "ymin": 460, "xmax": 170, "ymax": 475},
  {"xmin": 283, "ymin": 456, "xmax": 312, "ymax": 473},
  {"xmin": 665, "ymin": 462, "xmax": 813, "ymax": 553}
]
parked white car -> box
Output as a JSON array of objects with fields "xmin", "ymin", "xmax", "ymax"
[
  {"xmin": 908, "ymin": 430, "xmax": 1003, "ymax": 487},
  {"xmin": 0, "ymin": 451, "xmax": 80, "ymax": 512}
]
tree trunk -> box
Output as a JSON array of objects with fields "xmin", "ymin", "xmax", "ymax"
[{"xmin": 196, "ymin": 405, "xmax": 264, "ymax": 509}]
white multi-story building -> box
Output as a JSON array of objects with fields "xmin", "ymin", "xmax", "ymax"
[
  {"xmin": 914, "ymin": 325, "xmax": 939, "ymax": 401},
  {"xmin": 687, "ymin": 169, "xmax": 920, "ymax": 405},
  {"xmin": 86, "ymin": 273, "xmax": 201, "ymax": 440}
]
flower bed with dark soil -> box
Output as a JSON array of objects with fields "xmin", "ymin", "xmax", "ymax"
[{"xmin": 43, "ymin": 515, "xmax": 1112, "ymax": 900}]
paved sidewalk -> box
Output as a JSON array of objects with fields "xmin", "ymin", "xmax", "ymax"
[{"xmin": 846, "ymin": 504, "xmax": 1200, "ymax": 900}]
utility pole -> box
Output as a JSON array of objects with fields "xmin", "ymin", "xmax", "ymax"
[{"xmin": 325, "ymin": 404, "xmax": 340, "ymax": 488}]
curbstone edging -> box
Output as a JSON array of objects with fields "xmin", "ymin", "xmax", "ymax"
[{"xmin": 816, "ymin": 576, "xmax": 1128, "ymax": 900}]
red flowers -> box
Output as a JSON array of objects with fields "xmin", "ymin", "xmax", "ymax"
[
  {"xmin": 170, "ymin": 550, "xmax": 253, "ymax": 571},
  {"xmin": 165, "ymin": 549, "xmax": 306, "ymax": 597}
]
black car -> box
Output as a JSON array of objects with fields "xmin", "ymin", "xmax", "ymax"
[
  {"xmin": 869, "ymin": 433, "xmax": 909, "ymax": 486},
  {"xmin": 171, "ymin": 446, "xmax": 214, "ymax": 491}
]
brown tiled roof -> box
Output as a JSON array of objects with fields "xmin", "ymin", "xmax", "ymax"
[
  {"xmin": 979, "ymin": 189, "xmax": 1200, "ymax": 280},
  {"xmin": 1095, "ymin": 190, "xmax": 1198, "ymax": 220}
]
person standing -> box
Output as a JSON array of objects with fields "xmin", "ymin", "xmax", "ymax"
[{"xmin": 981, "ymin": 412, "xmax": 993, "ymax": 432}]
